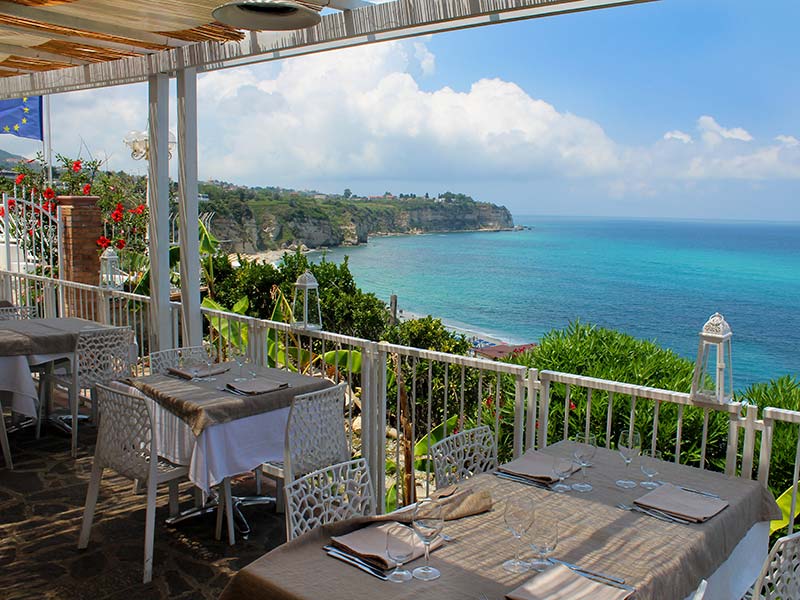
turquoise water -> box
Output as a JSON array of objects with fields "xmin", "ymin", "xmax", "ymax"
[{"xmin": 313, "ymin": 217, "xmax": 800, "ymax": 390}]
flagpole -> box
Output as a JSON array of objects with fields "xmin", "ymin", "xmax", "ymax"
[{"xmin": 43, "ymin": 95, "xmax": 53, "ymax": 186}]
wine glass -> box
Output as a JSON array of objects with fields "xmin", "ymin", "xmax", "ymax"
[
  {"xmin": 202, "ymin": 343, "xmax": 217, "ymax": 381},
  {"xmin": 502, "ymin": 498, "xmax": 534, "ymax": 573},
  {"xmin": 616, "ymin": 430, "xmax": 642, "ymax": 489},
  {"xmin": 412, "ymin": 499, "xmax": 444, "ymax": 581},
  {"xmin": 386, "ymin": 525, "xmax": 415, "ymax": 583},
  {"xmin": 570, "ymin": 434, "xmax": 597, "ymax": 493},
  {"xmin": 528, "ymin": 518, "xmax": 559, "ymax": 572},
  {"xmin": 551, "ymin": 455, "xmax": 574, "ymax": 493},
  {"xmin": 232, "ymin": 345, "xmax": 247, "ymax": 381},
  {"xmin": 640, "ymin": 449, "xmax": 662, "ymax": 489}
]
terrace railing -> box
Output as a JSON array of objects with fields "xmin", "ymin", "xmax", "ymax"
[{"xmin": 2, "ymin": 268, "xmax": 798, "ymax": 533}]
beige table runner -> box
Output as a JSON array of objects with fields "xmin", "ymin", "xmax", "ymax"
[
  {"xmin": 219, "ymin": 442, "xmax": 780, "ymax": 600},
  {"xmin": 0, "ymin": 317, "xmax": 106, "ymax": 356},
  {"xmin": 129, "ymin": 366, "xmax": 332, "ymax": 436}
]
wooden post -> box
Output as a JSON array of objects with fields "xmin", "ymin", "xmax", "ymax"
[{"xmin": 58, "ymin": 195, "xmax": 101, "ymax": 317}]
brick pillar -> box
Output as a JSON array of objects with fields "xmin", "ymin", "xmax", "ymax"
[{"xmin": 59, "ymin": 195, "xmax": 102, "ymax": 286}]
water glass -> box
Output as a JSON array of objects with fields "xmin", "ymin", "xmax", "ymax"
[
  {"xmin": 502, "ymin": 498, "xmax": 534, "ymax": 573},
  {"xmin": 551, "ymin": 455, "xmax": 574, "ymax": 493},
  {"xmin": 616, "ymin": 430, "xmax": 642, "ymax": 489},
  {"xmin": 640, "ymin": 450, "xmax": 662, "ymax": 489},
  {"xmin": 412, "ymin": 499, "xmax": 444, "ymax": 581},
  {"xmin": 528, "ymin": 517, "xmax": 559, "ymax": 571},
  {"xmin": 232, "ymin": 346, "xmax": 247, "ymax": 381},
  {"xmin": 386, "ymin": 525, "xmax": 415, "ymax": 583},
  {"xmin": 570, "ymin": 434, "xmax": 596, "ymax": 493}
]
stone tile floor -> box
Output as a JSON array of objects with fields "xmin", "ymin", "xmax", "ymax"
[{"xmin": 0, "ymin": 424, "xmax": 285, "ymax": 600}]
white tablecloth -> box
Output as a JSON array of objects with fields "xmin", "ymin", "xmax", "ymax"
[
  {"xmin": 684, "ymin": 521, "xmax": 768, "ymax": 600},
  {"xmin": 113, "ymin": 381, "xmax": 288, "ymax": 493},
  {"xmin": 0, "ymin": 352, "xmax": 71, "ymax": 417}
]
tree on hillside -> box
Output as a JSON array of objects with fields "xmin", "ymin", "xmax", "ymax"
[{"xmin": 343, "ymin": 188, "xmax": 352, "ymax": 199}]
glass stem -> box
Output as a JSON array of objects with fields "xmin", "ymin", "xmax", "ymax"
[
  {"xmin": 514, "ymin": 535, "xmax": 521, "ymax": 562},
  {"xmin": 424, "ymin": 541, "xmax": 430, "ymax": 569},
  {"xmin": 581, "ymin": 464, "xmax": 587, "ymax": 483}
]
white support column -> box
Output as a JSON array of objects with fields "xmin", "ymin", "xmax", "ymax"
[
  {"xmin": 177, "ymin": 67, "xmax": 202, "ymax": 347},
  {"xmin": 147, "ymin": 73, "xmax": 172, "ymax": 351}
]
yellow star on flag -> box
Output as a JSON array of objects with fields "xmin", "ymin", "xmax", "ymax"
[
  {"xmin": 21, "ymin": 117, "xmax": 27, "ymax": 124},
  {"xmin": 22, "ymin": 97, "xmax": 27, "ymax": 102},
  {"xmin": 2, "ymin": 126, "xmax": 9, "ymax": 132},
  {"xmin": 13, "ymin": 124, "xmax": 19, "ymax": 131},
  {"xmin": 23, "ymin": 107, "xmax": 29, "ymax": 113}
]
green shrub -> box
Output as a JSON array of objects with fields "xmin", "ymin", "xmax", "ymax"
[{"xmin": 504, "ymin": 322, "xmax": 730, "ymax": 469}]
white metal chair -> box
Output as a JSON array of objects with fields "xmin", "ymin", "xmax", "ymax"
[
  {"xmin": 749, "ymin": 531, "xmax": 800, "ymax": 599},
  {"xmin": 78, "ymin": 384, "xmax": 188, "ymax": 584},
  {"xmin": 430, "ymin": 425, "xmax": 498, "ymax": 487},
  {"xmin": 0, "ymin": 305, "xmax": 37, "ymax": 320},
  {"xmin": 692, "ymin": 579, "xmax": 708, "ymax": 599},
  {"xmin": 284, "ymin": 457, "xmax": 375, "ymax": 541},
  {"xmin": 261, "ymin": 382, "xmax": 349, "ymax": 513},
  {"xmin": 148, "ymin": 345, "xmax": 210, "ymax": 375},
  {"xmin": 46, "ymin": 326, "xmax": 136, "ymax": 456}
]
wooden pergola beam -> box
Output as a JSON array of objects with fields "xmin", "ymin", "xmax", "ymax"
[{"xmin": 0, "ymin": 42, "xmax": 89, "ymax": 66}]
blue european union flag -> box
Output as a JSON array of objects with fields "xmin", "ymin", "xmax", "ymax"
[{"xmin": 0, "ymin": 96, "xmax": 43, "ymax": 141}]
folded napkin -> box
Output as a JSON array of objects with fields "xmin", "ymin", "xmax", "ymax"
[
  {"xmin": 498, "ymin": 451, "xmax": 578, "ymax": 484},
  {"xmin": 634, "ymin": 483, "xmax": 728, "ymax": 523},
  {"xmin": 226, "ymin": 378, "xmax": 289, "ymax": 395},
  {"xmin": 386, "ymin": 486, "xmax": 493, "ymax": 523},
  {"xmin": 506, "ymin": 565, "xmax": 633, "ymax": 600},
  {"xmin": 167, "ymin": 362, "xmax": 232, "ymax": 380},
  {"xmin": 330, "ymin": 521, "xmax": 441, "ymax": 570}
]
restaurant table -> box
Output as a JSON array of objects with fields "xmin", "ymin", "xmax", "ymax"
[
  {"xmin": 116, "ymin": 365, "xmax": 333, "ymax": 494},
  {"xmin": 219, "ymin": 442, "xmax": 781, "ymax": 600},
  {"xmin": 0, "ymin": 317, "xmax": 120, "ymax": 467}
]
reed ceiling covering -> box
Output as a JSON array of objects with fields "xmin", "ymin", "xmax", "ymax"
[{"xmin": 0, "ymin": 0, "xmax": 652, "ymax": 97}]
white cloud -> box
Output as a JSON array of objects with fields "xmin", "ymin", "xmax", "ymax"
[
  {"xmin": 697, "ymin": 115, "xmax": 753, "ymax": 145},
  {"xmin": 776, "ymin": 135, "xmax": 799, "ymax": 147},
  {"xmin": 663, "ymin": 130, "xmax": 693, "ymax": 144},
  {"xmin": 413, "ymin": 41, "xmax": 436, "ymax": 76},
  {"xmin": 3, "ymin": 39, "xmax": 798, "ymax": 211}
]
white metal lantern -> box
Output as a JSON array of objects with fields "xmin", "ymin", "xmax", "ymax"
[
  {"xmin": 99, "ymin": 247, "xmax": 122, "ymax": 290},
  {"xmin": 690, "ymin": 312, "xmax": 733, "ymax": 404},
  {"xmin": 291, "ymin": 270, "xmax": 322, "ymax": 330}
]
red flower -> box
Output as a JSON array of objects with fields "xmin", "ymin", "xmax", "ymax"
[
  {"xmin": 111, "ymin": 209, "xmax": 124, "ymax": 223},
  {"xmin": 7, "ymin": 198, "xmax": 15, "ymax": 209},
  {"xmin": 569, "ymin": 401, "xmax": 577, "ymax": 411},
  {"xmin": 82, "ymin": 184, "xmax": 92, "ymax": 195},
  {"xmin": 115, "ymin": 238, "xmax": 126, "ymax": 250},
  {"xmin": 14, "ymin": 174, "xmax": 24, "ymax": 185},
  {"xmin": 43, "ymin": 187, "xmax": 55, "ymax": 200},
  {"xmin": 116, "ymin": 202, "xmax": 124, "ymax": 211},
  {"xmin": 72, "ymin": 160, "xmax": 82, "ymax": 173},
  {"xmin": 0, "ymin": 207, "xmax": 4, "ymax": 218},
  {"xmin": 41, "ymin": 201, "xmax": 51, "ymax": 213},
  {"xmin": 97, "ymin": 236, "xmax": 111, "ymax": 249},
  {"xmin": 129, "ymin": 204, "xmax": 146, "ymax": 215}
]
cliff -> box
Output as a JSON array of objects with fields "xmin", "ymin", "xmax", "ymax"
[{"xmin": 203, "ymin": 188, "xmax": 515, "ymax": 253}]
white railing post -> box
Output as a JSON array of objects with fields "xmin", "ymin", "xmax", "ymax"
[
  {"xmin": 538, "ymin": 376, "xmax": 551, "ymax": 449},
  {"xmin": 375, "ymin": 341, "xmax": 390, "ymax": 513},
  {"xmin": 43, "ymin": 279, "xmax": 57, "ymax": 318},
  {"xmin": 98, "ymin": 288, "xmax": 111, "ymax": 325},
  {"xmin": 512, "ymin": 371, "xmax": 527, "ymax": 458},
  {"xmin": 524, "ymin": 369, "xmax": 539, "ymax": 453}
]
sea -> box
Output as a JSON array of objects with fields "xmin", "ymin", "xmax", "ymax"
[{"xmin": 311, "ymin": 217, "xmax": 800, "ymax": 390}]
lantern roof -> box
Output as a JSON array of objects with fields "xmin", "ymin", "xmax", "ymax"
[
  {"xmin": 701, "ymin": 312, "xmax": 732, "ymax": 340},
  {"xmin": 294, "ymin": 269, "xmax": 318, "ymax": 290}
]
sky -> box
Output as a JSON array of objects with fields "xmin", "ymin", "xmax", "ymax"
[{"xmin": 1, "ymin": 0, "xmax": 798, "ymax": 221}]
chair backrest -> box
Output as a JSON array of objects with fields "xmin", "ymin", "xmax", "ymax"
[
  {"xmin": 752, "ymin": 531, "xmax": 800, "ymax": 600},
  {"xmin": 691, "ymin": 579, "xmax": 708, "ymax": 599},
  {"xmin": 284, "ymin": 382, "xmax": 349, "ymax": 481},
  {"xmin": 148, "ymin": 345, "xmax": 209, "ymax": 375},
  {"xmin": 284, "ymin": 458, "xmax": 375, "ymax": 541},
  {"xmin": 93, "ymin": 384, "xmax": 156, "ymax": 482},
  {"xmin": 0, "ymin": 305, "xmax": 36, "ymax": 320},
  {"xmin": 77, "ymin": 327, "xmax": 136, "ymax": 388},
  {"xmin": 430, "ymin": 425, "xmax": 498, "ymax": 487}
]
